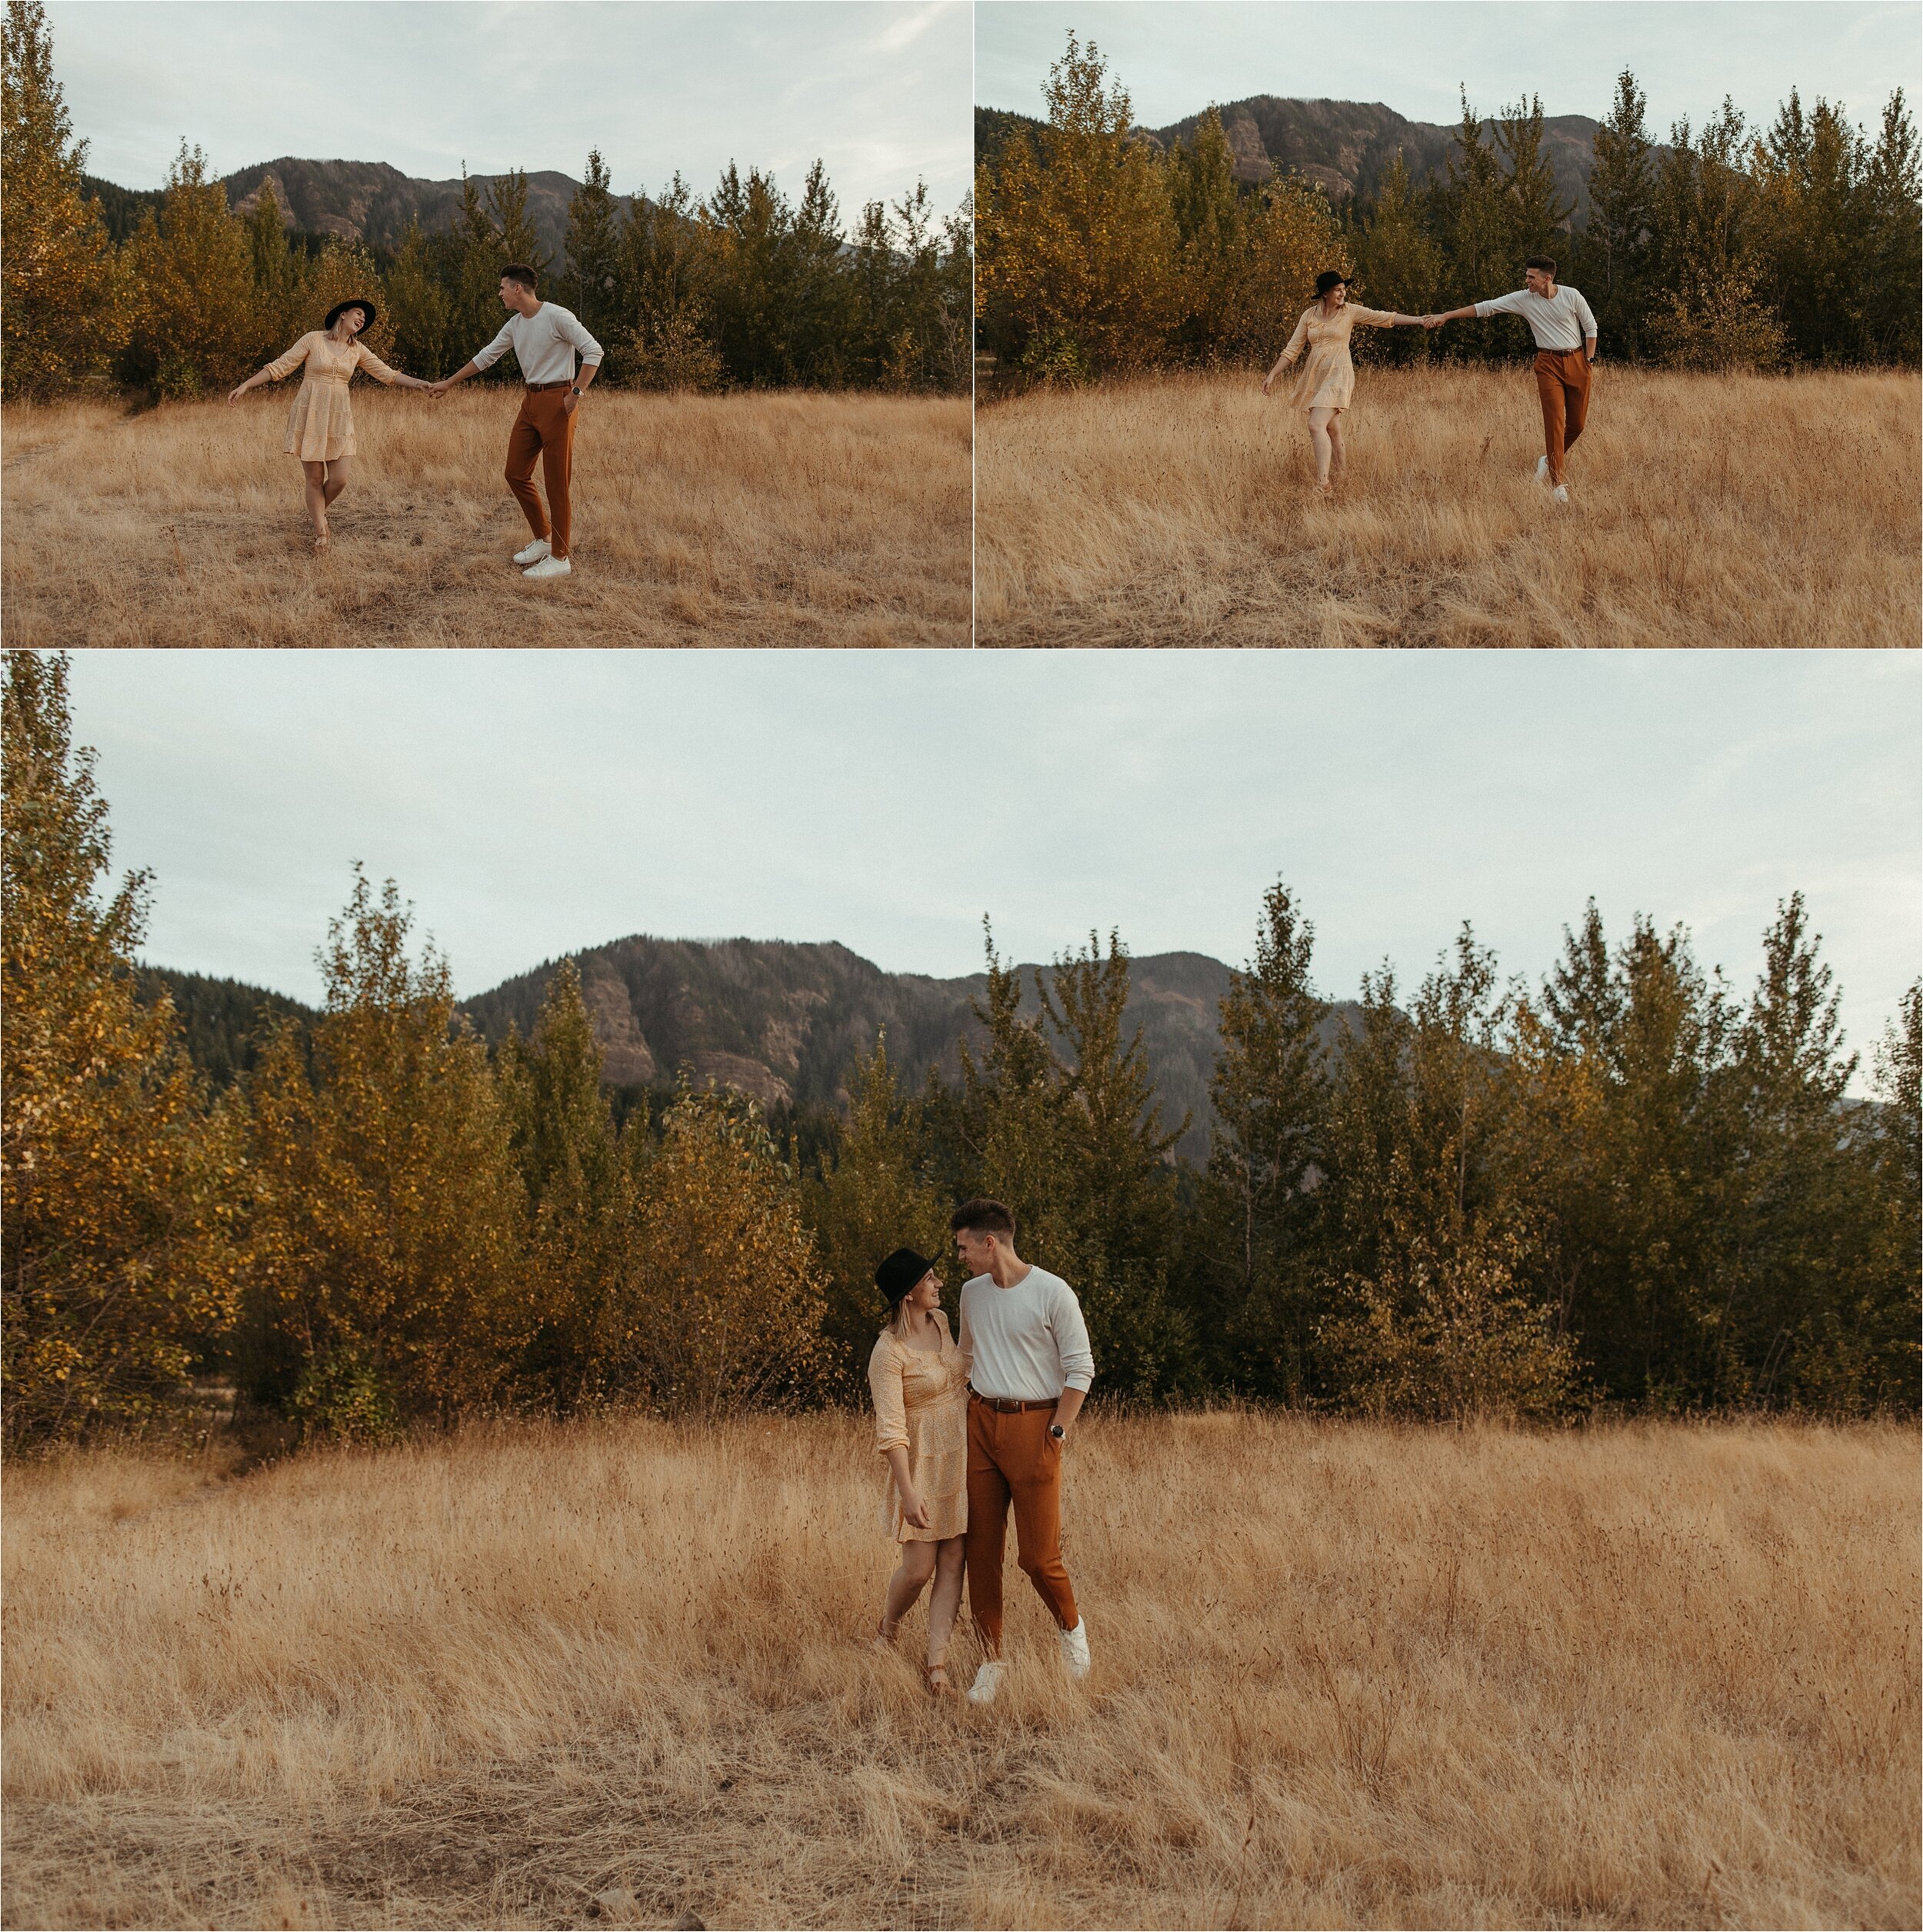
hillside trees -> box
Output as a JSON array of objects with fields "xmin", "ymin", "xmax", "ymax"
[
  {"xmin": 12, "ymin": 0, "xmax": 969, "ymax": 404},
  {"xmin": 1, "ymin": 653, "xmax": 246, "ymax": 1447},
  {"xmin": 984, "ymin": 34, "xmax": 1921, "ymax": 375},
  {"xmin": 2, "ymin": 0, "xmax": 125, "ymax": 397}
]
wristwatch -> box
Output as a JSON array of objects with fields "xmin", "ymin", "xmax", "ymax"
[
  {"xmin": 1049, "ymin": 1424, "xmax": 1065, "ymax": 1442},
  {"xmin": 569, "ymin": 385, "xmax": 582, "ymax": 397}
]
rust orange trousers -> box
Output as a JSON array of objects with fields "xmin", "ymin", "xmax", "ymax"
[
  {"xmin": 965, "ymin": 1396, "xmax": 1078, "ymax": 1656},
  {"xmin": 1533, "ymin": 348, "xmax": 1593, "ymax": 485},
  {"xmin": 505, "ymin": 382, "xmax": 578, "ymax": 559}
]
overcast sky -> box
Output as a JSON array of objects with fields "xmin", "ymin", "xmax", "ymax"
[
  {"xmin": 64, "ymin": 650, "xmax": 1921, "ymax": 1088},
  {"xmin": 52, "ymin": 1, "xmax": 971, "ymax": 217},
  {"xmin": 978, "ymin": 2, "xmax": 1920, "ymax": 137}
]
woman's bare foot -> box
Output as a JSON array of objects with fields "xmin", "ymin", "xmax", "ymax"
[{"xmin": 312, "ymin": 531, "xmax": 332, "ymax": 553}]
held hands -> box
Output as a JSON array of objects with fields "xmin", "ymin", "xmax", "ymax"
[{"xmin": 1421, "ymin": 314, "xmax": 1446, "ymax": 331}]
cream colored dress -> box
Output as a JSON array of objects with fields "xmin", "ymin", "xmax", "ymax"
[
  {"xmin": 265, "ymin": 331, "xmax": 405, "ymax": 461},
  {"xmin": 868, "ymin": 1311, "xmax": 970, "ymax": 1543},
  {"xmin": 1274, "ymin": 301, "xmax": 1399, "ymax": 413}
]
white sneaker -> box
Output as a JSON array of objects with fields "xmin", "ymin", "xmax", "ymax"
[
  {"xmin": 512, "ymin": 537, "xmax": 552, "ymax": 565},
  {"xmin": 1058, "ymin": 1619, "xmax": 1091, "ymax": 1680},
  {"xmin": 1535, "ymin": 456, "xmax": 1549, "ymax": 485},
  {"xmin": 1551, "ymin": 484, "xmax": 1569, "ymax": 504},
  {"xmin": 522, "ymin": 554, "xmax": 572, "ymax": 579},
  {"xmin": 966, "ymin": 1661, "xmax": 1005, "ymax": 1705}
]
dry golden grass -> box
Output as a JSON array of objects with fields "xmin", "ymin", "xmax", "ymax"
[
  {"xmin": 976, "ymin": 367, "xmax": 1923, "ymax": 646},
  {"xmin": 0, "ymin": 389, "xmax": 971, "ymax": 647},
  {"xmin": 5, "ymin": 1413, "xmax": 1915, "ymax": 1930}
]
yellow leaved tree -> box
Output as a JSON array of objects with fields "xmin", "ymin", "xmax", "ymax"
[
  {"xmin": 242, "ymin": 869, "xmax": 527, "ymax": 1435},
  {"xmin": 1, "ymin": 652, "xmax": 246, "ymax": 1447}
]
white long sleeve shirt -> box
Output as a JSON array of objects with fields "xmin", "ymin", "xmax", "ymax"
[
  {"xmin": 958, "ymin": 1265, "xmax": 1095, "ymax": 1401},
  {"xmin": 471, "ymin": 301, "xmax": 604, "ymax": 383},
  {"xmin": 1473, "ymin": 284, "xmax": 1598, "ymax": 351}
]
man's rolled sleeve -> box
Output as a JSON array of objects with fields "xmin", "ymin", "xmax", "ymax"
[
  {"xmin": 471, "ymin": 318, "xmax": 516, "ymax": 372},
  {"xmin": 1573, "ymin": 288, "xmax": 1598, "ymax": 342},
  {"xmin": 1051, "ymin": 1281, "xmax": 1095, "ymax": 1394}
]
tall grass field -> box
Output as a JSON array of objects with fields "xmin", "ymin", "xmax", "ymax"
[
  {"xmin": 975, "ymin": 368, "xmax": 1921, "ymax": 647},
  {"xmin": 4, "ymin": 1412, "xmax": 1915, "ymax": 1928},
  {"xmin": 0, "ymin": 390, "xmax": 972, "ymax": 648}
]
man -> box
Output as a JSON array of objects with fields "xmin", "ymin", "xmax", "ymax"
[
  {"xmin": 1426, "ymin": 256, "xmax": 1598, "ymax": 503},
  {"xmin": 429, "ymin": 265, "xmax": 602, "ymax": 579},
  {"xmin": 952, "ymin": 1198, "xmax": 1094, "ymax": 1705}
]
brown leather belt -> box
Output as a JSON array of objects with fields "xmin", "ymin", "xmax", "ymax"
[
  {"xmin": 525, "ymin": 379, "xmax": 572, "ymax": 391},
  {"xmin": 971, "ymin": 1394, "xmax": 1055, "ymax": 1413}
]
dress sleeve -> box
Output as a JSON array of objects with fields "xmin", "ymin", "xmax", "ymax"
[
  {"xmin": 1275, "ymin": 310, "xmax": 1311, "ymax": 369},
  {"xmin": 868, "ymin": 1334, "xmax": 909, "ymax": 1454},
  {"xmin": 354, "ymin": 344, "xmax": 405, "ymax": 385},
  {"xmin": 264, "ymin": 333, "xmax": 315, "ymax": 381},
  {"xmin": 1348, "ymin": 305, "xmax": 1399, "ymax": 328}
]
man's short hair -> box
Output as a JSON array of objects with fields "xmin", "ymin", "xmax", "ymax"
[
  {"xmin": 951, "ymin": 1198, "xmax": 1016, "ymax": 1240},
  {"xmin": 1524, "ymin": 255, "xmax": 1558, "ymax": 278},
  {"xmin": 500, "ymin": 264, "xmax": 538, "ymax": 292}
]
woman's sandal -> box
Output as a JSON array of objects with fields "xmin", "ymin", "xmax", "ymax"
[
  {"xmin": 922, "ymin": 1661, "xmax": 952, "ymax": 1697},
  {"xmin": 872, "ymin": 1619, "xmax": 898, "ymax": 1651}
]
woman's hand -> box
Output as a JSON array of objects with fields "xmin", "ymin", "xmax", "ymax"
[
  {"xmin": 1261, "ymin": 372, "xmax": 1273, "ymax": 395},
  {"xmin": 901, "ymin": 1491, "xmax": 931, "ymax": 1531},
  {"xmin": 226, "ymin": 381, "xmax": 249, "ymax": 405}
]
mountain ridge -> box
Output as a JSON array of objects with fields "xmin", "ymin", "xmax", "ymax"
[
  {"xmin": 977, "ymin": 95, "xmax": 1605, "ymax": 226},
  {"xmin": 84, "ymin": 157, "xmax": 645, "ymax": 262}
]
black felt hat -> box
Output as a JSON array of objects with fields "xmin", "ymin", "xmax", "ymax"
[
  {"xmin": 323, "ymin": 296, "xmax": 378, "ymax": 333},
  {"xmin": 875, "ymin": 1247, "xmax": 937, "ymax": 1307},
  {"xmin": 1315, "ymin": 270, "xmax": 1350, "ymax": 298}
]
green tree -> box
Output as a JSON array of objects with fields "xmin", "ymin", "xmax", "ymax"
[
  {"xmin": 495, "ymin": 959, "xmax": 635, "ymax": 1412},
  {"xmin": 1040, "ymin": 932, "xmax": 1188, "ymax": 1398},
  {"xmin": 616, "ymin": 172, "xmax": 724, "ymax": 391},
  {"xmin": 1437, "ymin": 90, "xmax": 1515, "ymax": 359},
  {"xmin": 1167, "ymin": 107, "xmax": 1245, "ymax": 360},
  {"xmin": 1195, "ymin": 881, "xmax": 1330, "ymax": 1397},
  {"xmin": 563, "ymin": 146, "xmax": 622, "ymax": 345},
  {"xmin": 1860, "ymin": 91, "xmax": 1922, "ymax": 361},
  {"xmin": 383, "ymin": 216, "xmax": 452, "ymax": 377},
  {"xmin": 1578, "ymin": 69, "xmax": 1656, "ymax": 358},
  {"xmin": 1, "ymin": 0, "xmax": 125, "ymax": 398},
  {"xmin": 243, "ymin": 176, "xmax": 303, "ymax": 360},
  {"xmin": 2, "ymin": 652, "xmax": 245, "ymax": 1447},
  {"xmin": 1348, "ymin": 151, "xmax": 1442, "ymax": 365},
  {"xmin": 1495, "ymin": 93, "xmax": 1573, "ymax": 267}
]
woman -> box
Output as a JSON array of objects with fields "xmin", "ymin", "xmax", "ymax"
[
  {"xmin": 867, "ymin": 1247, "xmax": 970, "ymax": 1695},
  {"xmin": 1261, "ymin": 271, "xmax": 1428, "ymax": 495},
  {"xmin": 227, "ymin": 298, "xmax": 432, "ymax": 552}
]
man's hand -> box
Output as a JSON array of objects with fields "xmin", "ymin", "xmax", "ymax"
[
  {"xmin": 563, "ymin": 391, "xmax": 578, "ymax": 416},
  {"xmin": 901, "ymin": 1491, "xmax": 931, "ymax": 1531},
  {"xmin": 1423, "ymin": 314, "xmax": 1445, "ymax": 330}
]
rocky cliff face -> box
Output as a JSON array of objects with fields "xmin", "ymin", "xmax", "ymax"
[{"xmin": 462, "ymin": 936, "xmax": 1368, "ymax": 1162}]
